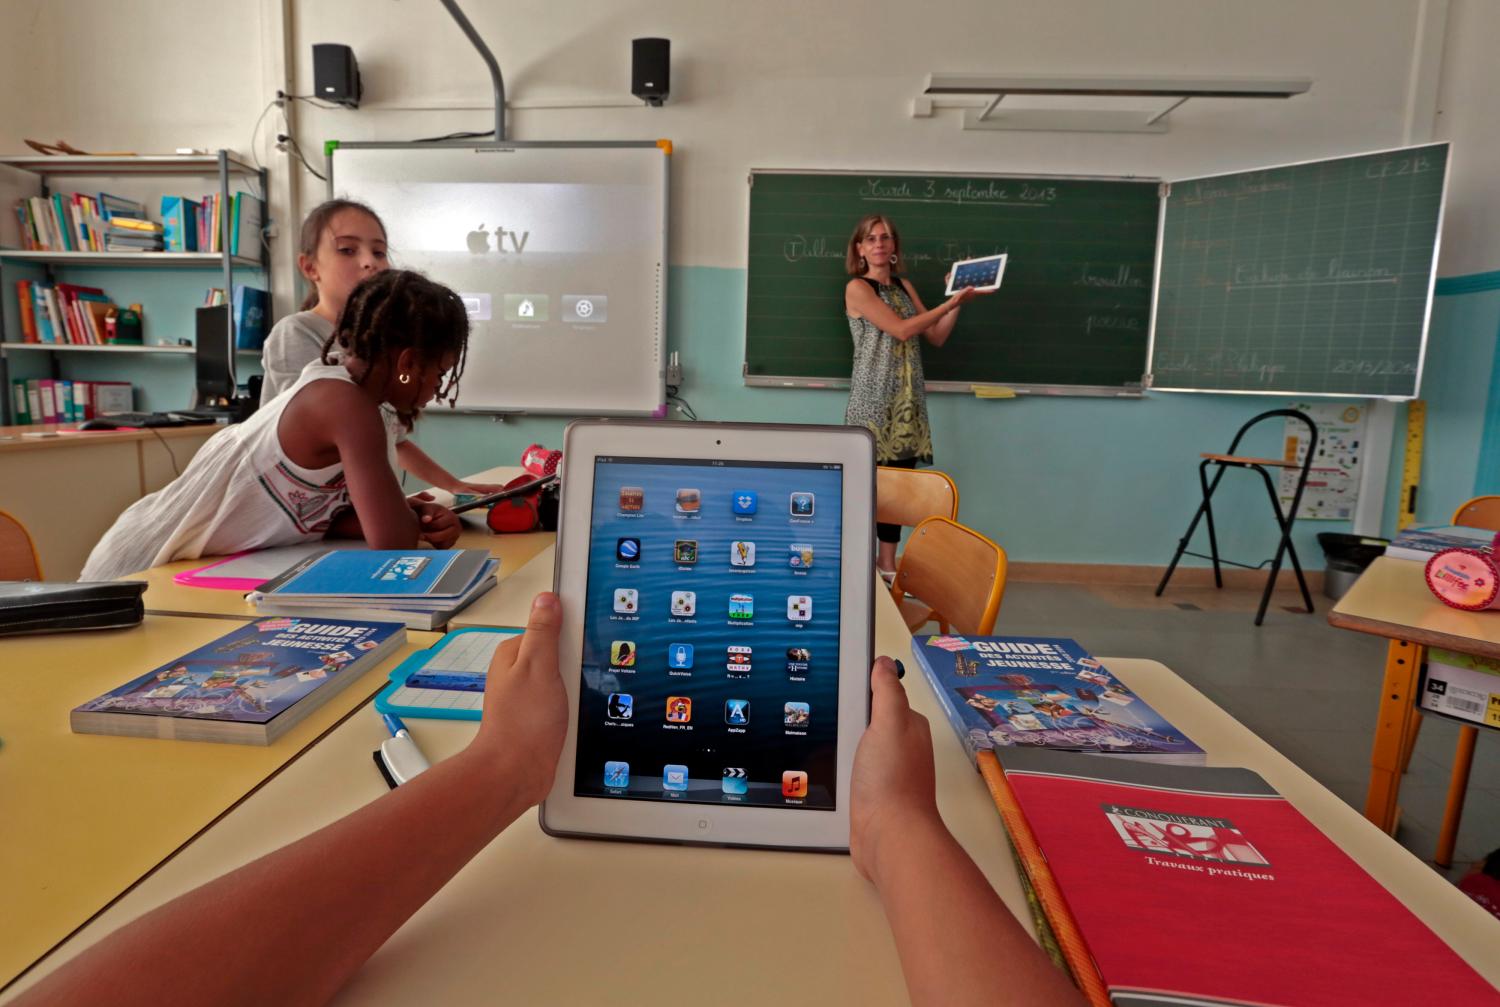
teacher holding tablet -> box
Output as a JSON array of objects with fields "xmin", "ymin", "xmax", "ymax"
[{"xmin": 843, "ymin": 214, "xmax": 982, "ymax": 580}]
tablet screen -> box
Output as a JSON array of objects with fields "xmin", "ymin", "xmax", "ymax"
[
  {"xmin": 573, "ymin": 456, "xmax": 843, "ymax": 810},
  {"xmin": 949, "ymin": 254, "xmax": 1005, "ymax": 292}
]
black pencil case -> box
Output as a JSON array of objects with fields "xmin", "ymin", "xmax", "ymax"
[{"xmin": 0, "ymin": 581, "xmax": 147, "ymax": 637}]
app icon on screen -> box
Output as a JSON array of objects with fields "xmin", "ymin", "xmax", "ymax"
[
  {"xmin": 727, "ymin": 645, "xmax": 752, "ymax": 675},
  {"xmin": 604, "ymin": 761, "xmax": 630, "ymax": 788},
  {"xmin": 782, "ymin": 771, "xmax": 809, "ymax": 798},
  {"xmin": 722, "ymin": 767, "xmax": 748, "ymax": 795},
  {"xmin": 668, "ymin": 643, "xmax": 694, "ymax": 669},
  {"xmin": 789, "ymin": 492, "xmax": 815, "ymax": 517},
  {"xmin": 610, "ymin": 640, "xmax": 636, "ymax": 667},
  {"xmin": 675, "ymin": 488, "xmax": 701, "ymax": 513},
  {"xmin": 613, "ymin": 588, "xmax": 638, "ymax": 614},
  {"xmin": 787, "ymin": 595, "xmax": 812, "ymax": 622},
  {"xmin": 666, "ymin": 696, "xmax": 693, "ymax": 723},
  {"xmin": 786, "ymin": 647, "xmax": 811, "ymax": 675},
  {"xmin": 673, "ymin": 539, "xmax": 699, "ymax": 565},
  {"xmin": 729, "ymin": 593, "xmax": 754, "ymax": 621},
  {"xmin": 788, "ymin": 544, "xmax": 814, "ymax": 569},
  {"xmin": 725, "ymin": 698, "xmax": 751, "ymax": 726},
  {"xmin": 671, "ymin": 590, "xmax": 697, "ymax": 617},
  {"xmin": 616, "ymin": 537, "xmax": 641, "ymax": 562},
  {"xmin": 619, "ymin": 487, "xmax": 643, "ymax": 512},
  {"xmin": 606, "ymin": 693, "xmax": 633, "ymax": 719},
  {"xmin": 732, "ymin": 490, "xmax": 758, "ymax": 516},
  {"xmin": 784, "ymin": 701, "xmax": 810, "ymax": 726},
  {"xmin": 663, "ymin": 765, "xmax": 689, "ymax": 791},
  {"xmin": 730, "ymin": 541, "xmax": 756, "ymax": 567}
]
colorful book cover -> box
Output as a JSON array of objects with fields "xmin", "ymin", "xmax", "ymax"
[
  {"xmin": 232, "ymin": 284, "xmax": 269, "ymax": 349},
  {"xmin": 264, "ymin": 549, "xmax": 476, "ymax": 599},
  {"xmin": 911, "ymin": 634, "xmax": 1204, "ymax": 764},
  {"xmin": 71, "ymin": 617, "xmax": 405, "ymax": 745},
  {"xmin": 995, "ymin": 748, "xmax": 1500, "ymax": 1006},
  {"xmin": 161, "ymin": 196, "xmax": 199, "ymax": 252}
]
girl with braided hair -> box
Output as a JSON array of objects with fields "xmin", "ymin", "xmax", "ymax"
[{"xmin": 81, "ymin": 270, "xmax": 469, "ymax": 581}]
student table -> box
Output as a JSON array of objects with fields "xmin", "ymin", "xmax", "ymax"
[
  {"xmin": 0, "ymin": 616, "xmax": 439, "ymax": 989},
  {"xmin": 1328, "ymin": 554, "xmax": 1500, "ymax": 864},
  {"xmin": 9, "ymin": 571, "xmax": 1497, "ymax": 1002}
]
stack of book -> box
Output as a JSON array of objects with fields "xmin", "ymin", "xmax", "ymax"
[
  {"xmin": 14, "ymin": 192, "xmax": 148, "ymax": 251},
  {"xmin": 248, "ymin": 549, "xmax": 498, "ymax": 630},
  {"xmin": 104, "ymin": 216, "xmax": 164, "ymax": 252},
  {"xmin": 911, "ymin": 635, "xmax": 1205, "ymax": 763},
  {"xmin": 71, "ymin": 617, "xmax": 406, "ymax": 745},
  {"xmin": 10, "ymin": 378, "xmax": 132, "ymax": 424},
  {"xmin": 174, "ymin": 191, "xmax": 262, "ymax": 255},
  {"xmin": 14, "ymin": 280, "xmax": 116, "ymax": 344},
  {"xmin": 1384, "ymin": 524, "xmax": 1495, "ymax": 561}
]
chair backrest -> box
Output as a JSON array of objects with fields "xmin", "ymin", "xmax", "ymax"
[
  {"xmin": 876, "ymin": 466, "xmax": 959, "ymax": 529},
  {"xmin": 0, "ymin": 508, "xmax": 43, "ymax": 580},
  {"xmin": 1451, "ymin": 495, "xmax": 1500, "ymax": 531},
  {"xmin": 892, "ymin": 516, "xmax": 1006, "ymax": 635}
]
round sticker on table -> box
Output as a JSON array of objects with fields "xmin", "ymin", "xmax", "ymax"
[{"xmin": 1425, "ymin": 548, "xmax": 1500, "ymax": 611}]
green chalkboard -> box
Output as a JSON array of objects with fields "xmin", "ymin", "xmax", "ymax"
[
  {"xmin": 745, "ymin": 171, "xmax": 1160, "ymax": 391},
  {"xmin": 1151, "ymin": 143, "xmax": 1448, "ymax": 397}
]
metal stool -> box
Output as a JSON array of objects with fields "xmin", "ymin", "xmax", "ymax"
[{"xmin": 1156, "ymin": 409, "xmax": 1318, "ymax": 626}]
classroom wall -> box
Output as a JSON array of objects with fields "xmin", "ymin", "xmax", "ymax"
[{"xmin": 4, "ymin": 0, "xmax": 1498, "ymax": 569}]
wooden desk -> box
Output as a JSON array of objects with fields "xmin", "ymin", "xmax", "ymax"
[
  {"xmin": 0, "ymin": 616, "xmax": 439, "ymax": 989},
  {"xmin": 1328, "ymin": 555, "xmax": 1500, "ymax": 863},
  {"xmin": 11, "ymin": 581, "xmax": 1498, "ymax": 1002},
  {"xmin": 0, "ymin": 423, "xmax": 217, "ymax": 580}
]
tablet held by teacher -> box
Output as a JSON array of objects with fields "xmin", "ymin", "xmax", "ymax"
[{"xmin": 842, "ymin": 214, "xmax": 992, "ymax": 579}]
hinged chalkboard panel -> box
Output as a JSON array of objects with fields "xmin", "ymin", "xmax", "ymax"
[
  {"xmin": 746, "ymin": 171, "xmax": 1160, "ymax": 392},
  {"xmin": 1149, "ymin": 143, "xmax": 1448, "ymax": 398}
]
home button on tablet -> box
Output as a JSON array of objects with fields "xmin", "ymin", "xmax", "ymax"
[{"xmin": 697, "ymin": 819, "xmax": 711, "ymax": 832}]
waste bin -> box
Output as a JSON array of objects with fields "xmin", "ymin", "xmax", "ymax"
[{"xmin": 1319, "ymin": 532, "xmax": 1390, "ymax": 601}]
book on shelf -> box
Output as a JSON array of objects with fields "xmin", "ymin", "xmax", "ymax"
[
  {"xmin": 1384, "ymin": 525, "xmax": 1495, "ymax": 562},
  {"xmin": 911, "ymin": 634, "xmax": 1205, "ymax": 764},
  {"xmin": 230, "ymin": 192, "xmax": 263, "ymax": 256},
  {"xmin": 71, "ymin": 617, "xmax": 406, "ymax": 745},
  {"xmin": 233, "ymin": 284, "xmax": 269, "ymax": 349},
  {"xmin": 161, "ymin": 195, "xmax": 199, "ymax": 252},
  {"xmin": 14, "ymin": 192, "xmax": 135, "ymax": 252},
  {"xmin": 983, "ymin": 747, "xmax": 1500, "ymax": 1006},
  {"xmin": 8, "ymin": 378, "xmax": 132, "ymax": 425},
  {"xmin": 248, "ymin": 549, "xmax": 499, "ymax": 631}
]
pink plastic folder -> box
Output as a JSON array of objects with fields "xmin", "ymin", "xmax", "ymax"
[{"xmin": 173, "ymin": 543, "xmax": 364, "ymax": 591}]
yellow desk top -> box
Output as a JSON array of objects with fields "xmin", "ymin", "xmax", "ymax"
[
  {"xmin": 12, "ymin": 585, "xmax": 1498, "ymax": 1001},
  {"xmin": 0, "ymin": 421, "xmax": 221, "ymax": 454},
  {"xmin": 0, "ymin": 616, "xmax": 440, "ymax": 990},
  {"xmin": 1329, "ymin": 556, "xmax": 1500, "ymax": 658}
]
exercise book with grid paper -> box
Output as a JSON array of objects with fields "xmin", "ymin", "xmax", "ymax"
[{"xmin": 374, "ymin": 627, "xmax": 522, "ymax": 720}]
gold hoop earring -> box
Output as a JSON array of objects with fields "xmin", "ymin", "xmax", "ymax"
[{"xmin": 399, "ymin": 373, "xmax": 412, "ymax": 385}]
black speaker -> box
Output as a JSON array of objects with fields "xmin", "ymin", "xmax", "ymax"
[
  {"xmin": 313, "ymin": 43, "xmax": 362, "ymax": 109},
  {"xmin": 632, "ymin": 38, "xmax": 669, "ymax": 107}
]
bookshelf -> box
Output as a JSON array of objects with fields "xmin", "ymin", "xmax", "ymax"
[{"xmin": 0, "ymin": 151, "xmax": 269, "ymax": 423}]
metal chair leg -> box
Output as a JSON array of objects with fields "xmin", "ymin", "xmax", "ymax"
[{"xmin": 1199, "ymin": 462, "xmax": 1224, "ymax": 588}]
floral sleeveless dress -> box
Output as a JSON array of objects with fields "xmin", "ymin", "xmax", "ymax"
[{"xmin": 844, "ymin": 278, "xmax": 933, "ymax": 464}]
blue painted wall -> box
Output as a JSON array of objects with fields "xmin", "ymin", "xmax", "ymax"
[{"xmin": 19, "ymin": 264, "xmax": 1500, "ymax": 570}]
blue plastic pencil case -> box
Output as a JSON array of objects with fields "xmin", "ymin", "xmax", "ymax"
[{"xmin": 374, "ymin": 626, "xmax": 522, "ymax": 721}]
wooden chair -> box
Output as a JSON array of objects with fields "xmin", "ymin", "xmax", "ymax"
[
  {"xmin": 0, "ymin": 508, "xmax": 43, "ymax": 580},
  {"xmin": 876, "ymin": 466, "xmax": 959, "ymax": 528},
  {"xmin": 1402, "ymin": 495, "xmax": 1500, "ymax": 866},
  {"xmin": 889, "ymin": 516, "xmax": 1007, "ymax": 636}
]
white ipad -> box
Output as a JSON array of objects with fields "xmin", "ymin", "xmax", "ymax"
[
  {"xmin": 541, "ymin": 421, "xmax": 875, "ymax": 851},
  {"xmin": 945, "ymin": 253, "xmax": 1008, "ymax": 295}
]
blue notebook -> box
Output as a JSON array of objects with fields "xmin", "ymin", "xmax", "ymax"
[
  {"xmin": 375, "ymin": 627, "xmax": 522, "ymax": 720},
  {"xmin": 259, "ymin": 549, "xmax": 490, "ymax": 601}
]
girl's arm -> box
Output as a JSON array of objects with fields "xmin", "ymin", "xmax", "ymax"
[
  {"xmin": 13, "ymin": 594, "xmax": 568, "ymax": 1007},
  {"xmin": 394, "ymin": 440, "xmax": 502, "ymax": 495},
  {"xmin": 846, "ymin": 279, "xmax": 974, "ymax": 342}
]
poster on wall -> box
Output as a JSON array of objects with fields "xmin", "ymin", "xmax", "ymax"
[{"xmin": 1281, "ymin": 403, "xmax": 1367, "ymax": 520}]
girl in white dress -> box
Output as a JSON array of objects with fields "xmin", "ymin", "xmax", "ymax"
[{"xmin": 81, "ymin": 270, "xmax": 469, "ymax": 581}]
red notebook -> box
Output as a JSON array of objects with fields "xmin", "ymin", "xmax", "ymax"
[{"xmin": 991, "ymin": 749, "xmax": 1498, "ymax": 1006}]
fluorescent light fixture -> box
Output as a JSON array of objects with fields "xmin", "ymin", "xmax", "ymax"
[{"xmin": 924, "ymin": 74, "xmax": 1311, "ymax": 99}]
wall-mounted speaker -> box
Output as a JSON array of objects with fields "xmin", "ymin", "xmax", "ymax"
[
  {"xmin": 632, "ymin": 38, "xmax": 670, "ymax": 107},
  {"xmin": 313, "ymin": 43, "xmax": 362, "ymax": 109}
]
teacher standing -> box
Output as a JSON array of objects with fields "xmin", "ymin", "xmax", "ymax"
[{"xmin": 843, "ymin": 214, "xmax": 978, "ymax": 580}]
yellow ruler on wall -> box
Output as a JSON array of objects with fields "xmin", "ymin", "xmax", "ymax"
[{"xmin": 1396, "ymin": 399, "xmax": 1426, "ymax": 530}]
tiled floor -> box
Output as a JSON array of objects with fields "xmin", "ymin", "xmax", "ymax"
[{"xmin": 989, "ymin": 580, "xmax": 1500, "ymax": 884}]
